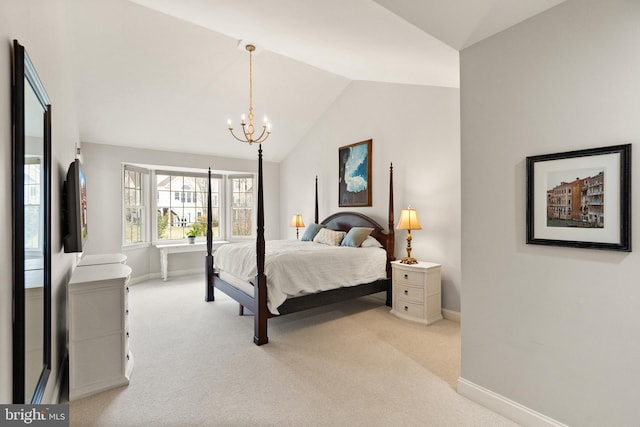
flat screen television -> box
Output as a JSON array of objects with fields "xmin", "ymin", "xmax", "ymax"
[{"xmin": 63, "ymin": 159, "xmax": 87, "ymax": 253}]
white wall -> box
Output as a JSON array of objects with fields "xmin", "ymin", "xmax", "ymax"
[
  {"xmin": 459, "ymin": 0, "xmax": 640, "ymax": 425},
  {"xmin": 0, "ymin": 0, "xmax": 80, "ymax": 403},
  {"xmin": 81, "ymin": 142, "xmax": 280, "ymax": 281},
  {"xmin": 280, "ymin": 80, "xmax": 461, "ymax": 312}
]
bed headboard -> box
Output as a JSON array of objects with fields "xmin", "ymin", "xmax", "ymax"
[{"xmin": 321, "ymin": 212, "xmax": 389, "ymax": 250}]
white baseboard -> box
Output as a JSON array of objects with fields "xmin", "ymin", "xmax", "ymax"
[
  {"xmin": 457, "ymin": 377, "xmax": 568, "ymax": 427},
  {"xmin": 165, "ymin": 268, "xmax": 201, "ymax": 278},
  {"xmin": 442, "ymin": 308, "xmax": 460, "ymax": 322},
  {"xmin": 128, "ymin": 273, "xmax": 154, "ymax": 285},
  {"xmin": 129, "ymin": 269, "xmax": 202, "ymax": 285}
]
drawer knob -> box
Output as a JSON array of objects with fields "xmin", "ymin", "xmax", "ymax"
[
  {"xmin": 404, "ymin": 274, "xmax": 408, "ymax": 279},
  {"xmin": 126, "ymin": 287, "xmax": 130, "ymax": 293},
  {"xmin": 127, "ymin": 354, "xmax": 130, "ymax": 361},
  {"xmin": 127, "ymin": 331, "xmax": 130, "ymax": 338},
  {"xmin": 404, "ymin": 306, "xmax": 409, "ymax": 312},
  {"xmin": 126, "ymin": 309, "xmax": 129, "ymax": 315},
  {"xmin": 404, "ymin": 290, "xmax": 408, "ymax": 295}
]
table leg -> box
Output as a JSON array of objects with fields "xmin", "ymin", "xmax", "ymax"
[{"xmin": 161, "ymin": 248, "xmax": 168, "ymax": 281}]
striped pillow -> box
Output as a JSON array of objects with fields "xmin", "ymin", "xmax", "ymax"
[{"xmin": 313, "ymin": 228, "xmax": 346, "ymax": 246}]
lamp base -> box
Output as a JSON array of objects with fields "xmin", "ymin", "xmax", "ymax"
[{"xmin": 399, "ymin": 257, "xmax": 419, "ymax": 264}]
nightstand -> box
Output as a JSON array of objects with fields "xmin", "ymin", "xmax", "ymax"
[{"xmin": 390, "ymin": 260, "xmax": 442, "ymax": 325}]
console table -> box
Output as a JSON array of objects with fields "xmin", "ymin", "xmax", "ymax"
[{"xmin": 155, "ymin": 241, "xmax": 228, "ymax": 281}]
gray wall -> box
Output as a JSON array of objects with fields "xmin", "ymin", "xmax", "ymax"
[
  {"xmin": 81, "ymin": 142, "xmax": 281, "ymax": 282},
  {"xmin": 0, "ymin": 0, "xmax": 80, "ymax": 403},
  {"xmin": 460, "ymin": 0, "xmax": 640, "ymax": 425},
  {"xmin": 280, "ymin": 80, "xmax": 461, "ymax": 313}
]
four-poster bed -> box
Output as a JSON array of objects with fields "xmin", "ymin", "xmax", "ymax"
[{"xmin": 205, "ymin": 145, "xmax": 395, "ymax": 345}]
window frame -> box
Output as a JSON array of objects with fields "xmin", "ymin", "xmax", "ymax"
[
  {"xmin": 122, "ymin": 165, "xmax": 256, "ymax": 246},
  {"xmin": 152, "ymin": 170, "xmax": 217, "ymax": 244},
  {"xmin": 226, "ymin": 174, "xmax": 256, "ymax": 240},
  {"xmin": 121, "ymin": 164, "xmax": 150, "ymax": 248}
]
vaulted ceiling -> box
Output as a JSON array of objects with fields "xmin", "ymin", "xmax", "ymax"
[{"xmin": 67, "ymin": 0, "xmax": 566, "ymax": 161}]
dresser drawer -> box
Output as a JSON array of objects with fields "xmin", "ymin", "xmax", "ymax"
[
  {"xmin": 394, "ymin": 282, "xmax": 424, "ymax": 303},
  {"xmin": 394, "ymin": 298, "xmax": 425, "ymax": 320}
]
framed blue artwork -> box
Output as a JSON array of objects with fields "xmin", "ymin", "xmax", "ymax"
[{"xmin": 339, "ymin": 139, "xmax": 372, "ymax": 207}]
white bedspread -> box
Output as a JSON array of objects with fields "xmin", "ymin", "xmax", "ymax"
[{"xmin": 214, "ymin": 240, "xmax": 387, "ymax": 314}]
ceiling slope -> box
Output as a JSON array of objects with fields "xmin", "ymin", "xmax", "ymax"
[
  {"xmin": 67, "ymin": 0, "xmax": 351, "ymax": 161},
  {"xmin": 373, "ymin": 0, "xmax": 567, "ymax": 50},
  {"xmin": 129, "ymin": 0, "xmax": 461, "ymax": 88},
  {"xmin": 66, "ymin": 0, "xmax": 567, "ymax": 161}
]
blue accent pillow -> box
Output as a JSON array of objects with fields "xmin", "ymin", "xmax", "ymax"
[
  {"xmin": 341, "ymin": 227, "xmax": 374, "ymax": 247},
  {"xmin": 301, "ymin": 223, "xmax": 325, "ymax": 241}
]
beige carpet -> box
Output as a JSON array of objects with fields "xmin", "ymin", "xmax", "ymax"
[{"xmin": 69, "ymin": 275, "xmax": 519, "ymax": 427}]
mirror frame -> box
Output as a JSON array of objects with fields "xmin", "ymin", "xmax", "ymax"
[{"xmin": 12, "ymin": 39, "xmax": 52, "ymax": 404}]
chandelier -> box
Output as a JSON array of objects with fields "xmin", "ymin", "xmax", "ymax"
[{"xmin": 227, "ymin": 44, "xmax": 271, "ymax": 144}]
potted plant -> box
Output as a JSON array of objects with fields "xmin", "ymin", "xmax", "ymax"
[{"xmin": 186, "ymin": 228, "xmax": 197, "ymax": 244}]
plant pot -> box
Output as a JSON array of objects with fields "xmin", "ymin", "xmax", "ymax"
[{"xmin": 188, "ymin": 236, "xmax": 195, "ymax": 244}]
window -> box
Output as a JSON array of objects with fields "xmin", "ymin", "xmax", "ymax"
[
  {"xmin": 156, "ymin": 173, "xmax": 217, "ymax": 240},
  {"xmin": 123, "ymin": 166, "xmax": 148, "ymax": 245},
  {"xmin": 24, "ymin": 157, "xmax": 42, "ymax": 250},
  {"xmin": 230, "ymin": 176, "xmax": 254, "ymax": 237},
  {"xmin": 122, "ymin": 165, "xmax": 253, "ymax": 245}
]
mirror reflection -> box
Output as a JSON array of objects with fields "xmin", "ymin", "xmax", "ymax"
[{"xmin": 24, "ymin": 75, "xmax": 46, "ymax": 402}]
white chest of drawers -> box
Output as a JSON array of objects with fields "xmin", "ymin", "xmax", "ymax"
[
  {"xmin": 390, "ymin": 261, "xmax": 442, "ymax": 325},
  {"xmin": 68, "ymin": 262, "xmax": 133, "ymax": 400},
  {"xmin": 77, "ymin": 253, "xmax": 127, "ymax": 266}
]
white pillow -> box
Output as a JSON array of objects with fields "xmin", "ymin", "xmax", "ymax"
[
  {"xmin": 313, "ymin": 228, "xmax": 346, "ymax": 246},
  {"xmin": 360, "ymin": 235, "xmax": 383, "ymax": 248}
]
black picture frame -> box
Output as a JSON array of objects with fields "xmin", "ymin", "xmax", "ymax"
[
  {"xmin": 338, "ymin": 139, "xmax": 372, "ymax": 207},
  {"xmin": 526, "ymin": 144, "xmax": 631, "ymax": 251}
]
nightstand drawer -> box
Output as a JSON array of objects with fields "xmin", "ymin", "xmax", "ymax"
[
  {"xmin": 395, "ymin": 299, "xmax": 425, "ymax": 320},
  {"xmin": 394, "ymin": 282, "xmax": 424, "ymax": 303},
  {"xmin": 394, "ymin": 269, "xmax": 423, "ymax": 286}
]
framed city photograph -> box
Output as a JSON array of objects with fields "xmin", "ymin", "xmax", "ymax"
[
  {"xmin": 526, "ymin": 144, "xmax": 631, "ymax": 251},
  {"xmin": 338, "ymin": 139, "xmax": 372, "ymax": 207}
]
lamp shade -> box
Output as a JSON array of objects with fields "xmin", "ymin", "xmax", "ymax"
[
  {"xmin": 396, "ymin": 208, "xmax": 422, "ymax": 230},
  {"xmin": 289, "ymin": 214, "xmax": 305, "ymax": 228}
]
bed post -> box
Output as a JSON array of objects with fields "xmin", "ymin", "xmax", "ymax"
[
  {"xmin": 205, "ymin": 167, "xmax": 214, "ymax": 302},
  {"xmin": 254, "ymin": 144, "xmax": 268, "ymax": 345},
  {"xmin": 388, "ymin": 163, "xmax": 395, "ymax": 263},
  {"xmin": 315, "ymin": 175, "xmax": 319, "ymax": 223},
  {"xmin": 386, "ymin": 162, "xmax": 395, "ymax": 306}
]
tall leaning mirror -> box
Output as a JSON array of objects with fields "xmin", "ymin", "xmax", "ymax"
[{"xmin": 12, "ymin": 39, "xmax": 52, "ymax": 403}]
